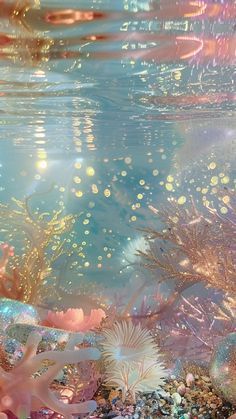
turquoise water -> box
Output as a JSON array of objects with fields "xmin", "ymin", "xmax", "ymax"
[{"xmin": 0, "ymin": 0, "xmax": 235, "ymax": 304}]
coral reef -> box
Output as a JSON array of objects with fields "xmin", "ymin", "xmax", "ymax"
[{"xmin": 0, "ymin": 331, "xmax": 100, "ymax": 418}]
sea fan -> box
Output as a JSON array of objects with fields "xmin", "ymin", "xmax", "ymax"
[
  {"xmin": 101, "ymin": 321, "xmax": 160, "ymax": 364},
  {"xmin": 105, "ymin": 358, "xmax": 167, "ymax": 402}
]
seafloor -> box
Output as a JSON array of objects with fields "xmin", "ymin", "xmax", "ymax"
[{"xmin": 87, "ymin": 377, "xmax": 236, "ymax": 419}]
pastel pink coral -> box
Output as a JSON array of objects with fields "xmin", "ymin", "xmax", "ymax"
[
  {"xmin": 44, "ymin": 308, "xmax": 105, "ymax": 332},
  {"xmin": 0, "ymin": 332, "xmax": 100, "ymax": 418}
]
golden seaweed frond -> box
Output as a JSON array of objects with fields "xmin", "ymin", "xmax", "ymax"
[
  {"xmin": 0, "ymin": 196, "xmax": 79, "ymax": 305},
  {"xmin": 138, "ymin": 196, "xmax": 236, "ymax": 294}
]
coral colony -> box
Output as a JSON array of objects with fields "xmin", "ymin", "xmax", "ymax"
[{"xmin": 0, "ymin": 190, "xmax": 235, "ymax": 418}]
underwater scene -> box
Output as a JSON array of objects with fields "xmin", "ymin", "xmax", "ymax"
[{"xmin": 0, "ymin": 0, "xmax": 235, "ymax": 418}]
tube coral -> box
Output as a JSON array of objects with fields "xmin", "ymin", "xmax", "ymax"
[{"xmin": 0, "ymin": 332, "xmax": 100, "ymax": 418}]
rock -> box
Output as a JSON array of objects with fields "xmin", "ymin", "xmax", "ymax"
[
  {"xmin": 0, "ymin": 298, "xmax": 39, "ymax": 331},
  {"xmin": 177, "ymin": 384, "xmax": 186, "ymax": 396},
  {"xmin": 172, "ymin": 392, "xmax": 182, "ymax": 405},
  {"xmin": 186, "ymin": 373, "xmax": 195, "ymax": 387}
]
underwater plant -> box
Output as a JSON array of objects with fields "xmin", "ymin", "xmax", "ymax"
[
  {"xmin": 0, "ymin": 331, "xmax": 100, "ymax": 418},
  {"xmin": 0, "ymin": 196, "xmax": 78, "ymax": 305},
  {"xmin": 138, "ymin": 194, "xmax": 236, "ymax": 295},
  {"xmin": 42, "ymin": 307, "xmax": 106, "ymax": 332},
  {"xmin": 101, "ymin": 321, "xmax": 167, "ymax": 401}
]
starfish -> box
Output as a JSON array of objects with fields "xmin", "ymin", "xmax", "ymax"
[{"xmin": 0, "ymin": 332, "xmax": 100, "ymax": 418}]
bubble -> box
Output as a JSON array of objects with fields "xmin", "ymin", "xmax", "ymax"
[
  {"xmin": 208, "ymin": 162, "xmax": 217, "ymax": 170},
  {"xmin": 222, "ymin": 195, "xmax": 230, "ymax": 204},
  {"xmin": 177, "ymin": 196, "xmax": 186, "ymax": 205},
  {"xmin": 74, "ymin": 162, "xmax": 82, "ymax": 169},
  {"xmin": 220, "ymin": 207, "xmax": 228, "ymax": 214},
  {"xmin": 92, "ymin": 184, "xmax": 98, "ymax": 194},
  {"xmin": 152, "ymin": 169, "xmax": 159, "ymax": 176},
  {"xmin": 210, "ymin": 332, "xmax": 236, "ymax": 404},
  {"xmin": 86, "ymin": 166, "xmax": 95, "ymax": 176},
  {"xmin": 165, "ymin": 183, "xmax": 173, "ymax": 191},
  {"xmin": 124, "ymin": 157, "xmax": 132, "ymax": 164},
  {"xmin": 139, "ymin": 179, "xmax": 145, "ymax": 185},
  {"xmin": 137, "ymin": 193, "xmax": 143, "ymax": 199},
  {"xmin": 210, "ymin": 176, "xmax": 219, "ymax": 186},
  {"xmin": 74, "ymin": 176, "xmax": 81, "ymax": 184},
  {"xmin": 75, "ymin": 190, "xmax": 83, "ymax": 198},
  {"xmin": 104, "ymin": 188, "xmax": 111, "ymax": 197},
  {"xmin": 221, "ymin": 176, "xmax": 230, "ymax": 184}
]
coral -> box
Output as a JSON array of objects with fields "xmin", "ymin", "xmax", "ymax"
[
  {"xmin": 42, "ymin": 308, "xmax": 106, "ymax": 332},
  {"xmin": 101, "ymin": 321, "xmax": 167, "ymax": 401},
  {"xmin": 101, "ymin": 321, "xmax": 159, "ymax": 364},
  {"xmin": 0, "ymin": 196, "xmax": 78, "ymax": 305},
  {"xmin": 0, "ymin": 332, "xmax": 100, "ymax": 418},
  {"xmin": 138, "ymin": 194, "xmax": 236, "ymax": 294},
  {"xmin": 105, "ymin": 359, "xmax": 167, "ymax": 402}
]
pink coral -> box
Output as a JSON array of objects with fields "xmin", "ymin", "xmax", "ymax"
[
  {"xmin": 43, "ymin": 308, "xmax": 106, "ymax": 332},
  {"xmin": 0, "ymin": 332, "xmax": 100, "ymax": 418}
]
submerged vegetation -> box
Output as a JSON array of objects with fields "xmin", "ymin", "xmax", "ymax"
[
  {"xmin": 0, "ymin": 195, "xmax": 77, "ymax": 305},
  {"xmin": 138, "ymin": 193, "xmax": 236, "ymax": 294}
]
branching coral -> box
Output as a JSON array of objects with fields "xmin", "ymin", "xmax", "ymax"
[
  {"xmin": 101, "ymin": 321, "xmax": 167, "ymax": 401},
  {"xmin": 0, "ymin": 196, "xmax": 78, "ymax": 305},
  {"xmin": 138, "ymin": 195, "xmax": 236, "ymax": 294},
  {"xmin": 0, "ymin": 332, "xmax": 100, "ymax": 418}
]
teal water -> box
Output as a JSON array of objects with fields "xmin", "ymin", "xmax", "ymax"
[{"xmin": 0, "ymin": 0, "xmax": 235, "ymax": 304}]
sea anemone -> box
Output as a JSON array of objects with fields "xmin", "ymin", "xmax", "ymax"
[
  {"xmin": 43, "ymin": 308, "xmax": 106, "ymax": 332},
  {"xmin": 105, "ymin": 359, "xmax": 167, "ymax": 402},
  {"xmin": 101, "ymin": 321, "xmax": 159, "ymax": 364}
]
